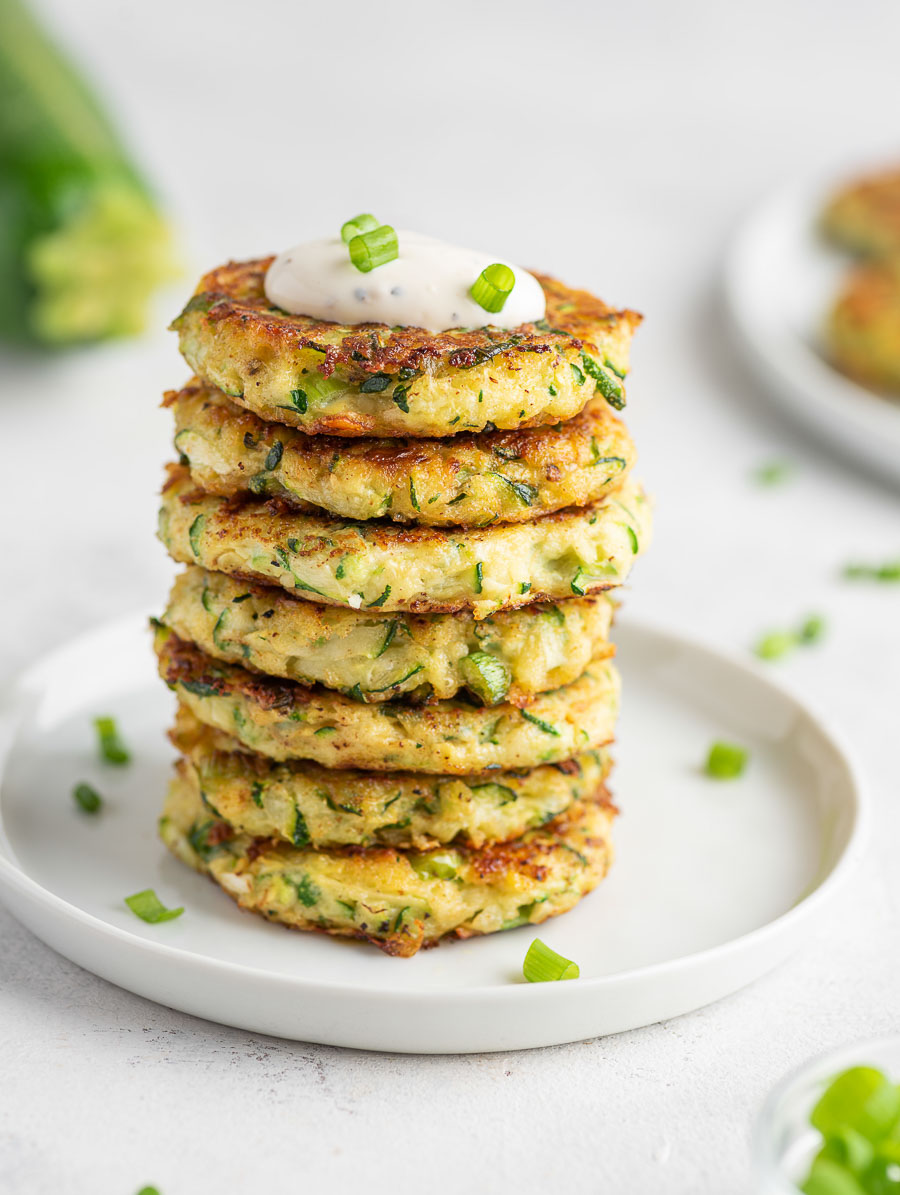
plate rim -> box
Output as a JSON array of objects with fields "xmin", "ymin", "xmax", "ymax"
[{"xmin": 0, "ymin": 610, "xmax": 869, "ymax": 1009}]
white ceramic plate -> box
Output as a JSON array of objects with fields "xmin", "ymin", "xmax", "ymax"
[
  {"xmin": 0, "ymin": 615, "xmax": 864, "ymax": 1054},
  {"xmin": 724, "ymin": 171, "xmax": 900, "ymax": 486}
]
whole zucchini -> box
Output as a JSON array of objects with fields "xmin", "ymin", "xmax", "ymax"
[{"xmin": 0, "ymin": 0, "xmax": 177, "ymax": 344}]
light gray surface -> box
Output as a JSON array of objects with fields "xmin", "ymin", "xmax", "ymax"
[{"xmin": 2, "ymin": 1, "xmax": 899, "ymax": 1191}]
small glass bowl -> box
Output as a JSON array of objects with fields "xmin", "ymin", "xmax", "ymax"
[{"xmin": 753, "ymin": 1036, "xmax": 900, "ymax": 1193}]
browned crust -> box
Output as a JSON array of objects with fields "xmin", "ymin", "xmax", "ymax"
[
  {"xmin": 165, "ymin": 376, "xmax": 632, "ymax": 483},
  {"xmin": 171, "ymin": 256, "xmax": 642, "ymax": 381},
  {"xmin": 192, "ymin": 785, "xmax": 616, "ymax": 957},
  {"xmin": 160, "ymin": 461, "xmax": 625, "ymax": 614}
]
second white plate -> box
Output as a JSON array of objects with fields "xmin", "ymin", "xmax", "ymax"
[
  {"xmin": 0, "ymin": 615, "xmax": 864, "ymax": 1053},
  {"xmin": 724, "ymin": 170, "xmax": 900, "ymax": 486}
]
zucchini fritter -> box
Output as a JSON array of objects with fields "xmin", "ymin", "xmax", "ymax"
[
  {"xmin": 167, "ymin": 379, "xmax": 636, "ymax": 526},
  {"xmin": 171, "ymin": 706, "xmax": 611, "ymax": 850},
  {"xmin": 158, "ymin": 464, "xmax": 651, "ymax": 619},
  {"xmin": 164, "ymin": 566, "xmax": 614, "ymax": 705},
  {"xmin": 822, "ymin": 167, "xmax": 900, "ymax": 258},
  {"xmin": 171, "ymin": 258, "xmax": 640, "ymax": 438},
  {"xmin": 161, "ymin": 758, "xmax": 616, "ymax": 956},
  {"xmin": 827, "ymin": 259, "xmax": 900, "ymax": 392},
  {"xmin": 154, "ymin": 625, "xmax": 620, "ymax": 773}
]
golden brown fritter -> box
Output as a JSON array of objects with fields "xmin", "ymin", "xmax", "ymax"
[
  {"xmin": 171, "ymin": 258, "xmax": 641, "ymax": 438},
  {"xmin": 170, "ymin": 704, "xmax": 612, "ymax": 850},
  {"xmin": 161, "ymin": 757, "xmax": 617, "ymax": 956},
  {"xmin": 166, "ymin": 378, "xmax": 636, "ymax": 526},
  {"xmin": 157, "ymin": 463, "xmax": 651, "ymax": 619},
  {"xmin": 828, "ymin": 258, "xmax": 900, "ymax": 392},
  {"xmin": 822, "ymin": 167, "xmax": 900, "ymax": 258},
  {"xmin": 153, "ymin": 623, "xmax": 620, "ymax": 774},
  {"xmin": 164, "ymin": 566, "xmax": 614, "ymax": 705}
]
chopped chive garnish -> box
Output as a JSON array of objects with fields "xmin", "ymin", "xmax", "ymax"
[
  {"xmin": 265, "ymin": 441, "xmax": 283, "ymax": 471},
  {"xmin": 705, "ymin": 741, "xmax": 748, "ymax": 780},
  {"xmin": 73, "ymin": 782, "xmax": 102, "ymax": 814},
  {"xmin": 753, "ymin": 460, "xmax": 792, "ymax": 486},
  {"xmin": 843, "ymin": 559, "xmax": 900, "ymax": 582},
  {"xmin": 94, "ymin": 715, "xmax": 130, "ymax": 765},
  {"xmin": 289, "ymin": 388, "xmax": 308, "ymax": 413},
  {"xmin": 799, "ymin": 614, "xmax": 826, "ymax": 644},
  {"xmin": 755, "ymin": 614, "xmax": 827, "ymax": 660},
  {"xmin": 125, "ymin": 889, "xmax": 183, "ymax": 924},
  {"xmin": 348, "ymin": 224, "xmax": 398, "ymax": 273},
  {"xmin": 470, "ymin": 263, "xmax": 515, "ymax": 314},
  {"xmin": 340, "ymin": 213, "xmax": 379, "ymax": 244},
  {"xmin": 523, "ymin": 938, "xmax": 579, "ymax": 982},
  {"xmin": 474, "ymin": 561, "xmax": 484, "ymax": 593},
  {"xmin": 755, "ymin": 630, "xmax": 797, "ymax": 661}
]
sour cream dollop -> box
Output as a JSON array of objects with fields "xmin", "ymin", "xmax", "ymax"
[{"xmin": 264, "ymin": 230, "xmax": 546, "ymax": 332}]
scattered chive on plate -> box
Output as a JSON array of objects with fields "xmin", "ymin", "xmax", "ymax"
[{"xmin": 523, "ymin": 938, "xmax": 579, "ymax": 982}]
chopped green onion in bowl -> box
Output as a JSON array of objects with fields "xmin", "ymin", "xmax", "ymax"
[
  {"xmin": 798, "ymin": 1066, "xmax": 900, "ymax": 1195},
  {"xmin": 125, "ymin": 889, "xmax": 184, "ymax": 924},
  {"xmin": 523, "ymin": 938, "xmax": 579, "ymax": 983},
  {"xmin": 348, "ymin": 224, "xmax": 398, "ymax": 273},
  {"xmin": 94, "ymin": 715, "xmax": 131, "ymax": 765},
  {"xmin": 470, "ymin": 263, "xmax": 516, "ymax": 314},
  {"xmin": 705, "ymin": 741, "xmax": 748, "ymax": 780},
  {"xmin": 72, "ymin": 782, "xmax": 102, "ymax": 814}
]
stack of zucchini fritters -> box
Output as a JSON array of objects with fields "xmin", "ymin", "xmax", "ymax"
[{"xmin": 154, "ymin": 257, "xmax": 651, "ymax": 956}]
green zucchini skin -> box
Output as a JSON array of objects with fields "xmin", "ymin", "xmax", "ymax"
[{"xmin": 0, "ymin": 0, "xmax": 175, "ymax": 343}]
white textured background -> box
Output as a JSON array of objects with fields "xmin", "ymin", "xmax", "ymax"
[{"xmin": 3, "ymin": 1, "xmax": 900, "ymax": 1192}]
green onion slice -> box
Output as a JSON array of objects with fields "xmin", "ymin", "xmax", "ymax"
[
  {"xmin": 705, "ymin": 741, "xmax": 748, "ymax": 780},
  {"xmin": 753, "ymin": 460, "xmax": 793, "ymax": 486},
  {"xmin": 410, "ymin": 850, "xmax": 461, "ymax": 880},
  {"xmin": 94, "ymin": 715, "xmax": 131, "ymax": 765},
  {"xmin": 460, "ymin": 651, "xmax": 512, "ymax": 705},
  {"xmin": 799, "ymin": 614, "xmax": 826, "ymax": 644},
  {"xmin": 73, "ymin": 782, "xmax": 102, "ymax": 814},
  {"xmin": 348, "ymin": 224, "xmax": 398, "ymax": 273},
  {"xmin": 340, "ymin": 213, "xmax": 379, "ymax": 244},
  {"xmin": 523, "ymin": 938, "xmax": 579, "ymax": 982},
  {"xmin": 755, "ymin": 630, "xmax": 797, "ymax": 661},
  {"xmin": 125, "ymin": 889, "xmax": 184, "ymax": 924},
  {"xmin": 812, "ymin": 1066, "xmax": 900, "ymax": 1142},
  {"xmin": 470, "ymin": 263, "xmax": 516, "ymax": 314},
  {"xmin": 843, "ymin": 559, "xmax": 900, "ymax": 582}
]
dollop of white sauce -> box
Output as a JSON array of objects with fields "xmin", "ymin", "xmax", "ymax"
[{"xmin": 264, "ymin": 230, "xmax": 546, "ymax": 332}]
